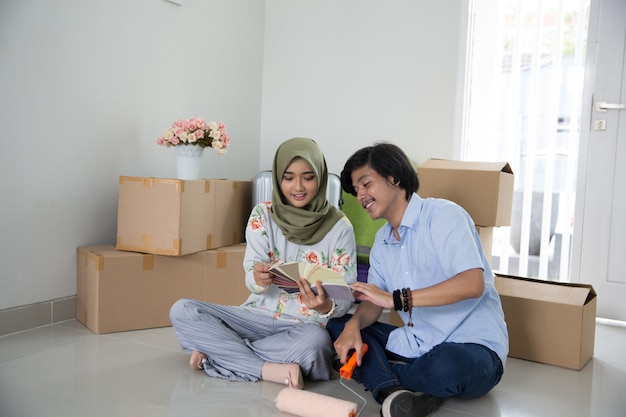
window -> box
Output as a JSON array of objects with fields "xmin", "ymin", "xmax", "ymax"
[{"xmin": 463, "ymin": 0, "xmax": 590, "ymax": 281}]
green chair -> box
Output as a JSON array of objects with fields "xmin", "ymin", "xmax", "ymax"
[{"xmin": 341, "ymin": 191, "xmax": 386, "ymax": 281}]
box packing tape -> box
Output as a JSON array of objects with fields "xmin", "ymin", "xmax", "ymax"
[
  {"xmin": 85, "ymin": 251, "xmax": 105, "ymax": 272},
  {"xmin": 216, "ymin": 251, "xmax": 227, "ymax": 269},
  {"xmin": 142, "ymin": 254, "xmax": 154, "ymax": 271},
  {"xmin": 141, "ymin": 234, "xmax": 152, "ymax": 250}
]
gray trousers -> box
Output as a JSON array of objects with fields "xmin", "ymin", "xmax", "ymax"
[{"xmin": 169, "ymin": 298, "xmax": 334, "ymax": 382}]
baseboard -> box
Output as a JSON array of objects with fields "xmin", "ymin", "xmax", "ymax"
[{"xmin": 0, "ymin": 296, "xmax": 76, "ymax": 337}]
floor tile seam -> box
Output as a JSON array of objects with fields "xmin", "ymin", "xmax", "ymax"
[
  {"xmin": 96, "ymin": 327, "xmax": 172, "ymax": 343},
  {"xmin": 0, "ymin": 351, "xmax": 87, "ymax": 381},
  {"xmin": 128, "ymin": 339, "xmax": 183, "ymax": 353},
  {"xmin": 590, "ymin": 357, "xmax": 626, "ymax": 369},
  {"xmin": 0, "ymin": 319, "xmax": 96, "ymax": 342},
  {"xmin": 0, "ymin": 336, "xmax": 130, "ymax": 364},
  {"xmin": 0, "ymin": 336, "xmax": 139, "ymax": 373},
  {"xmin": 437, "ymin": 406, "xmax": 487, "ymax": 417},
  {"xmin": 56, "ymin": 320, "xmax": 95, "ymax": 333},
  {"xmin": 0, "ymin": 322, "xmax": 68, "ymax": 339},
  {"xmin": 31, "ymin": 341, "xmax": 168, "ymax": 382}
]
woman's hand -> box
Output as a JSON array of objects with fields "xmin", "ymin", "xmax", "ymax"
[
  {"xmin": 297, "ymin": 279, "xmax": 333, "ymax": 314},
  {"xmin": 253, "ymin": 262, "xmax": 274, "ymax": 287},
  {"xmin": 350, "ymin": 282, "xmax": 394, "ymax": 309}
]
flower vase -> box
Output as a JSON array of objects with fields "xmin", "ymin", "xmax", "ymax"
[{"xmin": 175, "ymin": 145, "xmax": 204, "ymax": 180}]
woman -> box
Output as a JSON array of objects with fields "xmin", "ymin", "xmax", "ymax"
[{"xmin": 170, "ymin": 137, "xmax": 357, "ymax": 389}]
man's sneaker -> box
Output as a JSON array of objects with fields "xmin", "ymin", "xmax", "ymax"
[{"xmin": 381, "ymin": 390, "xmax": 443, "ymax": 417}]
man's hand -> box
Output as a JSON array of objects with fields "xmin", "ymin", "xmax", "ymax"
[
  {"xmin": 333, "ymin": 320, "xmax": 366, "ymax": 366},
  {"xmin": 350, "ymin": 282, "xmax": 394, "ymax": 309}
]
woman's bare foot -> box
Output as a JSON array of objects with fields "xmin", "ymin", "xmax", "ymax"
[
  {"xmin": 261, "ymin": 362, "xmax": 304, "ymax": 389},
  {"xmin": 189, "ymin": 350, "xmax": 207, "ymax": 370}
]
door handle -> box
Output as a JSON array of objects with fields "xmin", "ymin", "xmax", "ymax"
[{"xmin": 595, "ymin": 101, "xmax": 626, "ymax": 112}]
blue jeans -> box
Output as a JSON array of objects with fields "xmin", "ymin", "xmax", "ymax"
[{"xmin": 326, "ymin": 315, "xmax": 503, "ymax": 403}]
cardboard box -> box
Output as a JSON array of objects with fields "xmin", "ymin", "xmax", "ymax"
[
  {"xmin": 116, "ymin": 176, "xmax": 252, "ymax": 256},
  {"xmin": 418, "ymin": 159, "xmax": 514, "ymax": 226},
  {"xmin": 476, "ymin": 226, "xmax": 493, "ymax": 265},
  {"xmin": 76, "ymin": 244, "xmax": 250, "ymax": 334},
  {"xmin": 76, "ymin": 245, "xmax": 204, "ymax": 334},
  {"xmin": 494, "ymin": 274, "xmax": 596, "ymax": 370},
  {"xmin": 203, "ymin": 243, "xmax": 249, "ymax": 304}
]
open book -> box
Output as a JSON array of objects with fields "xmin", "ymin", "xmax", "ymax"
[{"xmin": 269, "ymin": 262, "xmax": 354, "ymax": 301}]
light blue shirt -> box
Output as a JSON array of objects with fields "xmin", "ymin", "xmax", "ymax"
[{"xmin": 368, "ymin": 193, "xmax": 509, "ymax": 366}]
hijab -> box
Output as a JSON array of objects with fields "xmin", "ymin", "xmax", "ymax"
[{"xmin": 270, "ymin": 137, "xmax": 345, "ymax": 245}]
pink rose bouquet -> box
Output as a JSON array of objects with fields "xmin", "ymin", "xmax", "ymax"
[{"xmin": 156, "ymin": 117, "xmax": 231, "ymax": 154}]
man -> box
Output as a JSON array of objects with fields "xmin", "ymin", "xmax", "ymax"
[{"xmin": 328, "ymin": 143, "xmax": 508, "ymax": 417}]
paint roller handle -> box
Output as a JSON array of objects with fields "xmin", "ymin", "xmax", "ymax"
[{"xmin": 339, "ymin": 343, "xmax": 368, "ymax": 380}]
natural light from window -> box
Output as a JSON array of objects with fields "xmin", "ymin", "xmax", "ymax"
[{"xmin": 463, "ymin": 0, "xmax": 590, "ymax": 281}]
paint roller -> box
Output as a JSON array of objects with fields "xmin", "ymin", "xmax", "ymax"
[{"xmin": 275, "ymin": 344, "xmax": 369, "ymax": 417}]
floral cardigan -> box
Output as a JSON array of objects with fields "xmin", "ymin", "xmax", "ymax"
[{"xmin": 241, "ymin": 202, "xmax": 357, "ymax": 324}]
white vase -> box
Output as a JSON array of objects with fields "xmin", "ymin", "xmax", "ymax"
[{"xmin": 175, "ymin": 145, "xmax": 204, "ymax": 180}]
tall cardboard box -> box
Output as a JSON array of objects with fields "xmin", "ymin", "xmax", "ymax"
[
  {"xmin": 76, "ymin": 246, "xmax": 205, "ymax": 334},
  {"xmin": 116, "ymin": 176, "xmax": 252, "ymax": 256},
  {"xmin": 418, "ymin": 159, "xmax": 514, "ymax": 226},
  {"xmin": 494, "ymin": 274, "xmax": 597, "ymax": 370},
  {"xmin": 211, "ymin": 182, "xmax": 252, "ymax": 249},
  {"xmin": 476, "ymin": 226, "xmax": 493, "ymax": 265}
]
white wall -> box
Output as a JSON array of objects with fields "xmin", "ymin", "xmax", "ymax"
[
  {"xmin": 0, "ymin": 0, "xmax": 265, "ymax": 310},
  {"xmin": 260, "ymin": 0, "xmax": 468, "ymax": 175},
  {"xmin": 0, "ymin": 0, "xmax": 467, "ymax": 312}
]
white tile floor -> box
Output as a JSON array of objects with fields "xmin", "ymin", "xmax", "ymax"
[{"xmin": 0, "ymin": 320, "xmax": 625, "ymax": 417}]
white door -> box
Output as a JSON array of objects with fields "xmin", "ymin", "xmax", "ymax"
[{"xmin": 572, "ymin": 0, "xmax": 626, "ymax": 321}]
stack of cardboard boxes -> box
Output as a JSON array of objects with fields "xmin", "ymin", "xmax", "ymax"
[
  {"xmin": 76, "ymin": 176, "xmax": 252, "ymax": 334},
  {"xmin": 417, "ymin": 159, "xmax": 596, "ymax": 370}
]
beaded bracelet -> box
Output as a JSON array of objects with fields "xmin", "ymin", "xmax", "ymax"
[
  {"xmin": 395, "ymin": 287, "xmax": 415, "ymax": 327},
  {"xmin": 406, "ymin": 287, "xmax": 414, "ymax": 327},
  {"xmin": 393, "ymin": 289, "xmax": 402, "ymax": 311},
  {"xmin": 401, "ymin": 288, "xmax": 409, "ymax": 312}
]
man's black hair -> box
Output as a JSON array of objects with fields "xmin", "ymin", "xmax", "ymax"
[{"xmin": 340, "ymin": 142, "xmax": 419, "ymax": 201}]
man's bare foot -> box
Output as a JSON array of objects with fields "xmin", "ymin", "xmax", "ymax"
[
  {"xmin": 261, "ymin": 362, "xmax": 304, "ymax": 389},
  {"xmin": 189, "ymin": 350, "xmax": 207, "ymax": 370}
]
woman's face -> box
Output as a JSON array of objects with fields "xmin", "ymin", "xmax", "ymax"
[{"xmin": 280, "ymin": 158, "xmax": 318, "ymax": 208}]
